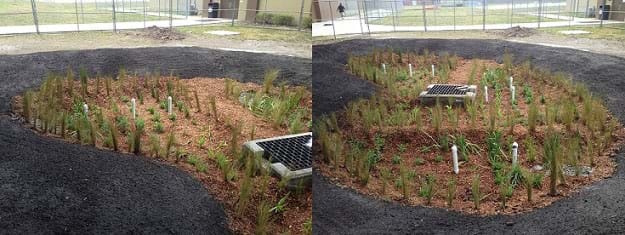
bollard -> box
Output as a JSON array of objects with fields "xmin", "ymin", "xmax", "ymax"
[
  {"xmin": 512, "ymin": 142, "xmax": 519, "ymax": 166},
  {"xmin": 484, "ymin": 86, "xmax": 489, "ymax": 103},
  {"xmin": 451, "ymin": 145, "xmax": 459, "ymax": 174},
  {"xmin": 83, "ymin": 103, "xmax": 89, "ymax": 116},
  {"xmin": 167, "ymin": 96, "xmax": 173, "ymax": 115},
  {"xmin": 409, "ymin": 64, "xmax": 413, "ymax": 77},
  {"xmin": 431, "ymin": 64, "xmax": 435, "ymax": 77},
  {"xmin": 131, "ymin": 98, "xmax": 136, "ymax": 119},
  {"xmin": 382, "ymin": 63, "xmax": 386, "ymax": 74},
  {"xmin": 511, "ymin": 86, "xmax": 516, "ymax": 104}
]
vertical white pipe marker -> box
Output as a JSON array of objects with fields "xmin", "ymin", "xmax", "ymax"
[
  {"xmin": 511, "ymin": 86, "xmax": 516, "ymax": 104},
  {"xmin": 131, "ymin": 98, "xmax": 136, "ymax": 119},
  {"xmin": 409, "ymin": 63, "xmax": 413, "ymax": 77},
  {"xmin": 167, "ymin": 96, "xmax": 173, "ymax": 115},
  {"xmin": 484, "ymin": 86, "xmax": 489, "ymax": 103},
  {"xmin": 431, "ymin": 64, "xmax": 435, "ymax": 77},
  {"xmin": 509, "ymin": 76, "xmax": 514, "ymax": 89},
  {"xmin": 382, "ymin": 63, "xmax": 386, "ymax": 74},
  {"xmin": 83, "ymin": 103, "xmax": 89, "ymax": 116},
  {"xmin": 451, "ymin": 145, "xmax": 459, "ymax": 174},
  {"xmin": 512, "ymin": 142, "xmax": 519, "ymax": 166}
]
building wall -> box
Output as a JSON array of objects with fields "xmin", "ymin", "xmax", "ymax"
[
  {"xmin": 609, "ymin": 0, "xmax": 625, "ymax": 20},
  {"xmin": 257, "ymin": 0, "xmax": 313, "ymax": 18}
]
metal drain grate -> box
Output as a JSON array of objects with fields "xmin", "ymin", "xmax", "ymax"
[
  {"xmin": 419, "ymin": 84, "xmax": 477, "ymax": 105},
  {"xmin": 426, "ymin": 84, "xmax": 469, "ymax": 95},
  {"xmin": 256, "ymin": 134, "xmax": 312, "ymax": 171}
]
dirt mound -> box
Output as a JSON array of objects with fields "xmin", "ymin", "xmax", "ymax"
[
  {"xmin": 496, "ymin": 26, "xmax": 537, "ymax": 38},
  {"xmin": 127, "ymin": 26, "xmax": 186, "ymax": 41}
]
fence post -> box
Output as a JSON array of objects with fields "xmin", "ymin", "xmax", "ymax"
[
  {"xmin": 453, "ymin": 0, "xmax": 456, "ymax": 30},
  {"xmin": 391, "ymin": 0, "xmax": 396, "ymax": 31},
  {"xmin": 356, "ymin": 0, "xmax": 364, "ymax": 34},
  {"xmin": 143, "ymin": 0, "xmax": 147, "ymax": 28},
  {"xmin": 329, "ymin": 1, "xmax": 337, "ymax": 40},
  {"xmin": 422, "ymin": 0, "xmax": 427, "ymax": 32},
  {"xmin": 29, "ymin": 0, "xmax": 40, "ymax": 34},
  {"xmin": 74, "ymin": 0, "xmax": 80, "ymax": 32},
  {"xmin": 537, "ymin": 0, "xmax": 541, "ymax": 28},
  {"xmin": 169, "ymin": 0, "xmax": 173, "ymax": 30},
  {"xmin": 364, "ymin": 0, "xmax": 372, "ymax": 35},
  {"xmin": 112, "ymin": 0, "xmax": 117, "ymax": 33},
  {"xmin": 186, "ymin": 0, "xmax": 189, "ymax": 19},
  {"xmin": 231, "ymin": 6, "xmax": 236, "ymax": 26},
  {"xmin": 482, "ymin": 0, "xmax": 486, "ymax": 30},
  {"xmin": 298, "ymin": 0, "xmax": 305, "ymax": 30},
  {"xmin": 511, "ymin": 0, "xmax": 514, "ymax": 27}
]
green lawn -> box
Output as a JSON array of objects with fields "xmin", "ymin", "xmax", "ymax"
[
  {"xmin": 178, "ymin": 24, "xmax": 312, "ymax": 43},
  {"xmin": 0, "ymin": 0, "xmax": 161, "ymax": 26},
  {"xmin": 370, "ymin": 5, "xmax": 559, "ymax": 26},
  {"xmin": 540, "ymin": 23, "xmax": 625, "ymax": 41}
]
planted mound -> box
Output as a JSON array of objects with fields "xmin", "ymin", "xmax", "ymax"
[
  {"xmin": 12, "ymin": 68, "xmax": 312, "ymax": 234},
  {"xmin": 315, "ymin": 49, "xmax": 625, "ymax": 215}
]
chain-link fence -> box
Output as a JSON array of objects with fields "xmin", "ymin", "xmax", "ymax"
[
  {"xmin": 313, "ymin": 0, "xmax": 625, "ymax": 38},
  {"xmin": 0, "ymin": 0, "xmax": 312, "ymax": 34}
]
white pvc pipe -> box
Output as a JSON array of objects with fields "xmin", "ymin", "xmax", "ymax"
[
  {"xmin": 509, "ymin": 76, "xmax": 514, "ymax": 89},
  {"xmin": 484, "ymin": 86, "xmax": 489, "ymax": 103},
  {"xmin": 451, "ymin": 145, "xmax": 459, "ymax": 174},
  {"xmin": 409, "ymin": 63, "xmax": 413, "ymax": 77},
  {"xmin": 511, "ymin": 86, "xmax": 516, "ymax": 104},
  {"xmin": 512, "ymin": 142, "xmax": 519, "ymax": 166},
  {"xmin": 431, "ymin": 64, "xmax": 435, "ymax": 77},
  {"xmin": 83, "ymin": 103, "xmax": 89, "ymax": 116},
  {"xmin": 167, "ymin": 96, "xmax": 173, "ymax": 115},
  {"xmin": 131, "ymin": 98, "xmax": 136, "ymax": 119},
  {"xmin": 382, "ymin": 63, "xmax": 386, "ymax": 74}
]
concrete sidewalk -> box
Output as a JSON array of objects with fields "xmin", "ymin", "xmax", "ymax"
[
  {"xmin": 0, "ymin": 18, "xmax": 232, "ymax": 35},
  {"xmin": 313, "ymin": 18, "xmax": 622, "ymax": 37}
]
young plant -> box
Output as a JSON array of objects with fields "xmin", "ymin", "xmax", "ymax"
[
  {"xmin": 499, "ymin": 180, "xmax": 513, "ymax": 209},
  {"xmin": 527, "ymin": 101, "xmax": 538, "ymax": 133},
  {"xmin": 193, "ymin": 91, "xmax": 201, "ymax": 113},
  {"xmin": 263, "ymin": 69, "xmax": 280, "ymax": 94},
  {"xmin": 446, "ymin": 178, "xmax": 457, "ymax": 208},
  {"xmin": 472, "ymin": 174, "xmax": 483, "ymax": 210},
  {"xmin": 149, "ymin": 134, "xmax": 161, "ymax": 158},
  {"xmin": 419, "ymin": 174, "xmax": 436, "ymax": 205},
  {"xmin": 544, "ymin": 130, "xmax": 561, "ymax": 196},
  {"xmin": 132, "ymin": 119, "xmax": 145, "ymax": 155},
  {"xmin": 255, "ymin": 200, "xmax": 273, "ymax": 235}
]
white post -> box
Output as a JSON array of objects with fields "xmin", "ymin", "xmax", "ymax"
[
  {"xmin": 382, "ymin": 63, "xmax": 386, "ymax": 74},
  {"xmin": 511, "ymin": 86, "xmax": 516, "ymax": 104},
  {"xmin": 83, "ymin": 103, "xmax": 89, "ymax": 116},
  {"xmin": 451, "ymin": 145, "xmax": 459, "ymax": 174},
  {"xmin": 167, "ymin": 96, "xmax": 173, "ymax": 115},
  {"xmin": 131, "ymin": 98, "xmax": 136, "ymax": 119},
  {"xmin": 512, "ymin": 142, "xmax": 519, "ymax": 166},
  {"xmin": 431, "ymin": 64, "xmax": 435, "ymax": 77},
  {"xmin": 484, "ymin": 86, "xmax": 489, "ymax": 103},
  {"xmin": 509, "ymin": 76, "xmax": 514, "ymax": 89},
  {"xmin": 409, "ymin": 63, "xmax": 413, "ymax": 77}
]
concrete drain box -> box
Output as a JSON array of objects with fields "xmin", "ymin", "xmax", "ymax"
[
  {"xmin": 419, "ymin": 84, "xmax": 477, "ymax": 105},
  {"xmin": 243, "ymin": 132, "xmax": 312, "ymax": 189}
]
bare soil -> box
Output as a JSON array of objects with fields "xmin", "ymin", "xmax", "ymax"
[{"xmin": 124, "ymin": 26, "xmax": 186, "ymax": 41}]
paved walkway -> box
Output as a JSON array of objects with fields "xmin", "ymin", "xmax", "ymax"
[
  {"xmin": 313, "ymin": 17, "xmax": 622, "ymax": 37},
  {"xmin": 0, "ymin": 18, "xmax": 232, "ymax": 35}
]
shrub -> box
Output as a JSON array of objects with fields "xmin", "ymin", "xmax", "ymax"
[
  {"xmin": 255, "ymin": 200, "xmax": 273, "ymax": 235},
  {"xmin": 149, "ymin": 134, "xmax": 161, "ymax": 158},
  {"xmin": 415, "ymin": 157, "xmax": 425, "ymax": 165},
  {"xmin": 263, "ymin": 69, "xmax": 279, "ymax": 94},
  {"xmin": 544, "ymin": 130, "xmax": 561, "ymax": 196},
  {"xmin": 499, "ymin": 181, "xmax": 513, "ymax": 209},
  {"xmin": 528, "ymin": 101, "xmax": 538, "ymax": 133},
  {"xmin": 168, "ymin": 113, "xmax": 177, "ymax": 121}
]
